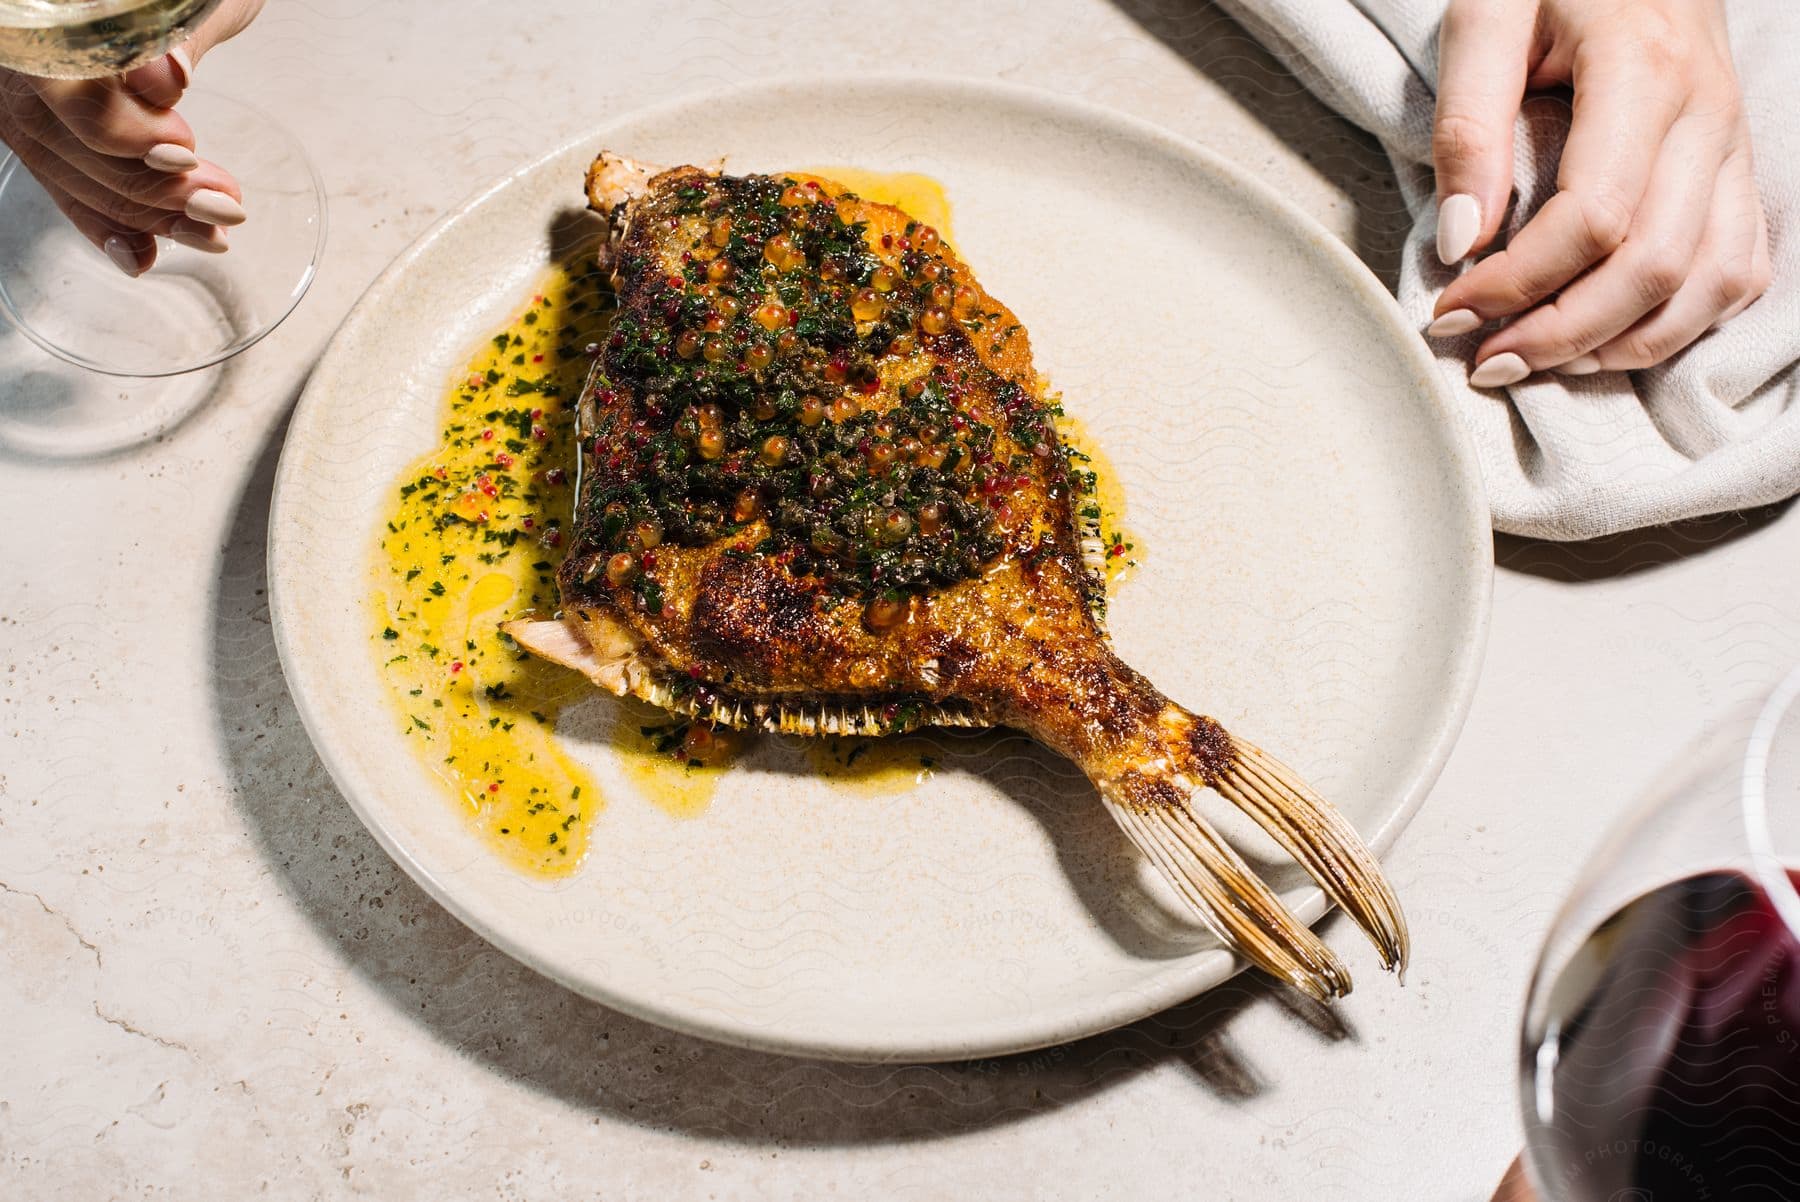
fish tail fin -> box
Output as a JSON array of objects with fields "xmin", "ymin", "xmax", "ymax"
[
  {"xmin": 1090, "ymin": 704, "xmax": 1408, "ymax": 1000},
  {"xmin": 1098, "ymin": 768, "xmax": 1355, "ymax": 1002},
  {"xmin": 1213, "ymin": 735, "xmax": 1410, "ymax": 977}
]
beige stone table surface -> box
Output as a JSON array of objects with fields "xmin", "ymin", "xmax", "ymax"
[{"xmin": 3, "ymin": 2, "xmax": 1796, "ymax": 1198}]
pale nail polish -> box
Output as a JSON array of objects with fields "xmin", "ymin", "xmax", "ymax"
[
  {"xmin": 185, "ymin": 188, "xmax": 245, "ymax": 226},
  {"xmin": 168, "ymin": 47, "xmax": 192, "ymax": 89},
  {"xmin": 1427, "ymin": 308, "xmax": 1481, "ymax": 338},
  {"xmin": 103, "ymin": 235, "xmax": 143, "ymax": 277},
  {"xmin": 1469, "ymin": 351, "xmax": 1530, "ymax": 389},
  {"xmin": 1436, "ymin": 193, "xmax": 1480, "ymax": 264},
  {"xmin": 169, "ymin": 218, "xmax": 228, "ymax": 254},
  {"xmin": 143, "ymin": 142, "xmax": 198, "ymax": 172},
  {"xmin": 1558, "ymin": 354, "xmax": 1602, "ymax": 376}
]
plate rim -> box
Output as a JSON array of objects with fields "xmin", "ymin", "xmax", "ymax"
[{"xmin": 268, "ymin": 72, "xmax": 1493, "ymax": 1062}]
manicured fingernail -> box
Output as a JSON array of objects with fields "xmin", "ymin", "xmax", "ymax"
[
  {"xmin": 169, "ymin": 218, "xmax": 228, "ymax": 254},
  {"xmin": 1427, "ymin": 308, "xmax": 1481, "ymax": 337},
  {"xmin": 185, "ymin": 188, "xmax": 245, "ymax": 226},
  {"xmin": 143, "ymin": 142, "xmax": 199, "ymax": 172},
  {"xmin": 103, "ymin": 235, "xmax": 144, "ymax": 277},
  {"xmin": 1469, "ymin": 351, "xmax": 1530, "ymax": 388},
  {"xmin": 168, "ymin": 47, "xmax": 192, "ymax": 89},
  {"xmin": 1557, "ymin": 354, "xmax": 1602, "ymax": 376},
  {"xmin": 1436, "ymin": 194, "xmax": 1480, "ymax": 264}
]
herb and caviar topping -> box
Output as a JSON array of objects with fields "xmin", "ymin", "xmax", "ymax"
[{"xmin": 580, "ymin": 172, "xmax": 1063, "ymax": 600}]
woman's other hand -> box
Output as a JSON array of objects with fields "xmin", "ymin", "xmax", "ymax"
[{"xmin": 1428, "ymin": 0, "xmax": 1769, "ymax": 385}]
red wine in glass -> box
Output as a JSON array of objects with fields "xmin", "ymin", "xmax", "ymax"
[{"xmin": 1526, "ymin": 869, "xmax": 1800, "ymax": 1201}]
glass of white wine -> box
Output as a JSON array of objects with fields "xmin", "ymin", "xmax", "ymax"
[
  {"xmin": 0, "ymin": 0, "xmax": 324, "ymax": 377},
  {"xmin": 0, "ymin": 0, "xmax": 219, "ymax": 77}
]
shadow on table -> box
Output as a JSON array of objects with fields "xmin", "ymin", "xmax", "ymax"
[
  {"xmin": 0, "ymin": 316, "xmax": 236, "ymax": 464},
  {"xmin": 209, "ymin": 393, "xmax": 1355, "ymax": 1147},
  {"xmin": 1495, "ymin": 502, "xmax": 1794, "ymax": 583},
  {"xmin": 1107, "ymin": 0, "xmax": 1415, "ymax": 291}
]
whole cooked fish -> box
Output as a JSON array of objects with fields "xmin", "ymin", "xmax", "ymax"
[{"xmin": 504, "ymin": 152, "xmax": 1408, "ymax": 999}]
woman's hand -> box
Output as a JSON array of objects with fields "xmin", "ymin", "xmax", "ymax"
[
  {"xmin": 0, "ymin": 0, "xmax": 265, "ymax": 276},
  {"xmin": 1427, "ymin": 0, "xmax": 1769, "ymax": 385},
  {"xmin": 1491, "ymin": 1154, "xmax": 1537, "ymax": 1202}
]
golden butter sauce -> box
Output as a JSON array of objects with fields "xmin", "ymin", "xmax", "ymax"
[
  {"xmin": 1057, "ymin": 413, "xmax": 1139, "ymax": 587},
  {"xmin": 798, "ymin": 166, "xmax": 957, "ymax": 247},
  {"xmin": 368, "ymin": 255, "xmax": 733, "ymax": 875}
]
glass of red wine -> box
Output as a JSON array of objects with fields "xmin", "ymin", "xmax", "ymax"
[{"xmin": 1520, "ymin": 665, "xmax": 1800, "ymax": 1202}]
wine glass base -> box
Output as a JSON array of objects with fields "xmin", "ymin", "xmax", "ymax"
[{"xmin": 0, "ymin": 90, "xmax": 325, "ymax": 377}]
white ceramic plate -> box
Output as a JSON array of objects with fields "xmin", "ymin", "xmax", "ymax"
[{"xmin": 270, "ymin": 77, "xmax": 1491, "ymax": 1062}]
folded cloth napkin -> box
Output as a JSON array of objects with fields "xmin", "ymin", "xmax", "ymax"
[{"xmin": 1213, "ymin": 0, "xmax": 1800, "ymax": 539}]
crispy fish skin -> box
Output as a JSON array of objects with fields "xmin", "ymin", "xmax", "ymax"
[{"xmin": 506, "ymin": 153, "xmax": 1408, "ymax": 1000}]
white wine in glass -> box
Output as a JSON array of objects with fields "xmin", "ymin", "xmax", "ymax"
[
  {"xmin": 0, "ymin": 0, "xmax": 222, "ymax": 78},
  {"xmin": 0, "ymin": 0, "xmax": 325, "ymax": 380}
]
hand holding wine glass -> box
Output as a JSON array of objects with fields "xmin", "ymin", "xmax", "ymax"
[
  {"xmin": 0, "ymin": 0, "xmax": 320, "ymax": 378},
  {"xmin": 0, "ymin": 0, "xmax": 265, "ymax": 275}
]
